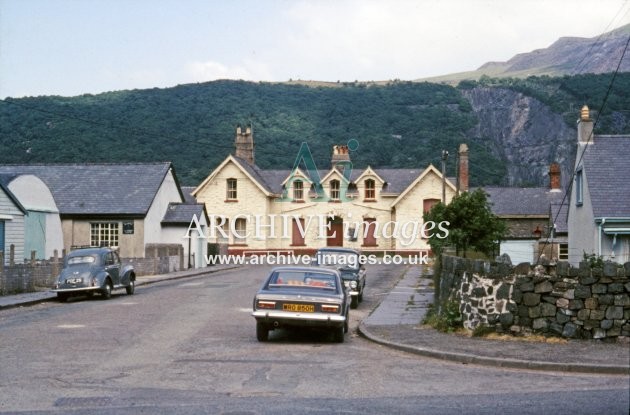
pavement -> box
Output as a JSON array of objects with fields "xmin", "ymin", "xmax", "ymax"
[
  {"xmin": 1, "ymin": 263, "xmax": 629, "ymax": 375},
  {"xmin": 360, "ymin": 265, "xmax": 630, "ymax": 375},
  {"xmin": 0, "ymin": 264, "xmax": 240, "ymax": 310}
]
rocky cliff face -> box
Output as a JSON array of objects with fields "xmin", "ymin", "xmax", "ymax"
[{"xmin": 462, "ymin": 87, "xmax": 576, "ymax": 188}]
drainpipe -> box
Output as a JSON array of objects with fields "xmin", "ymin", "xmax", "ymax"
[{"xmin": 597, "ymin": 218, "xmax": 606, "ymax": 256}]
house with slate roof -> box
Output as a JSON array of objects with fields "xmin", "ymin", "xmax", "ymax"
[
  {"xmin": 567, "ymin": 106, "xmax": 630, "ymax": 265},
  {"xmin": 0, "ymin": 162, "xmax": 206, "ymax": 268},
  {"xmin": 0, "ymin": 174, "xmax": 63, "ymax": 264},
  {"xmin": 193, "ymin": 126, "xmax": 462, "ymax": 254},
  {"xmin": 482, "ymin": 165, "xmax": 565, "ymax": 264}
]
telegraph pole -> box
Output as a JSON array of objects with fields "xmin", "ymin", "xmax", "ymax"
[{"xmin": 441, "ymin": 150, "xmax": 449, "ymax": 203}]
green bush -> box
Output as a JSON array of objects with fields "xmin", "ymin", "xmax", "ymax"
[{"xmin": 424, "ymin": 299, "xmax": 462, "ymax": 333}]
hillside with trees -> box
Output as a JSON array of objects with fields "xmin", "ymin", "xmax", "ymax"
[{"xmin": 1, "ymin": 73, "xmax": 629, "ymax": 186}]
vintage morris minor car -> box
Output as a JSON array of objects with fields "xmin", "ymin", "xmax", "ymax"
[
  {"xmin": 53, "ymin": 247, "xmax": 136, "ymax": 301},
  {"xmin": 252, "ymin": 266, "xmax": 350, "ymax": 343}
]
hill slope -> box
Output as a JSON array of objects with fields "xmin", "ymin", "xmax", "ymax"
[
  {"xmin": 422, "ymin": 23, "xmax": 630, "ymax": 84},
  {"xmin": 1, "ymin": 74, "xmax": 629, "ymax": 188}
]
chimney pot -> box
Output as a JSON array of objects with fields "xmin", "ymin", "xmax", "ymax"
[{"xmin": 577, "ymin": 105, "xmax": 593, "ymax": 144}]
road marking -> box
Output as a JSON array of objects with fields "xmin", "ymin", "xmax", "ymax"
[
  {"xmin": 179, "ymin": 282, "xmax": 204, "ymax": 287},
  {"xmin": 56, "ymin": 324, "xmax": 85, "ymax": 329}
]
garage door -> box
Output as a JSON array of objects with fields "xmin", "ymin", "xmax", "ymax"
[{"xmin": 500, "ymin": 240, "xmax": 536, "ymax": 265}]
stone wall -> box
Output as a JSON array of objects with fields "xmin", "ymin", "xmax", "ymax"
[
  {"xmin": 440, "ymin": 255, "xmax": 630, "ymax": 340},
  {"xmin": 125, "ymin": 256, "xmax": 181, "ymax": 276},
  {"xmin": 0, "ymin": 250, "xmax": 63, "ymax": 295}
]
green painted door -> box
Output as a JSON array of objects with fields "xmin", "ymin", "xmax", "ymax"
[{"xmin": 25, "ymin": 212, "xmax": 46, "ymax": 260}]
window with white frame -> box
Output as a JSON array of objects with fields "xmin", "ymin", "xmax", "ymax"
[
  {"xmin": 330, "ymin": 179, "xmax": 340, "ymax": 201},
  {"xmin": 90, "ymin": 222, "xmax": 119, "ymax": 247},
  {"xmin": 293, "ymin": 180, "xmax": 304, "ymax": 201},
  {"xmin": 364, "ymin": 179, "xmax": 375, "ymax": 200},
  {"xmin": 226, "ymin": 178, "xmax": 238, "ymax": 200},
  {"xmin": 575, "ymin": 169, "xmax": 583, "ymax": 206},
  {"xmin": 234, "ymin": 217, "xmax": 247, "ymax": 245},
  {"xmin": 559, "ymin": 243, "xmax": 569, "ymax": 260}
]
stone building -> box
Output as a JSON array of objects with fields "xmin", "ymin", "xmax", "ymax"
[
  {"xmin": 482, "ymin": 164, "xmax": 565, "ymax": 264},
  {"xmin": 193, "ymin": 126, "xmax": 464, "ymax": 254}
]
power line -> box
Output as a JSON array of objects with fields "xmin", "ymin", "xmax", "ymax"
[{"xmin": 536, "ymin": 31, "xmax": 630, "ymax": 264}]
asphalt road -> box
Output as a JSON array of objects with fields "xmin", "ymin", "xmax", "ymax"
[{"xmin": 0, "ymin": 264, "xmax": 628, "ymax": 414}]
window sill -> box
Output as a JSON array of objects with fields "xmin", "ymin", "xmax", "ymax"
[{"xmin": 224, "ymin": 199, "xmax": 239, "ymax": 203}]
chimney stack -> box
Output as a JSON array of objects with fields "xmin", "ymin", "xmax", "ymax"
[
  {"xmin": 331, "ymin": 145, "xmax": 350, "ymax": 165},
  {"xmin": 458, "ymin": 143, "xmax": 469, "ymax": 193},
  {"xmin": 234, "ymin": 124, "xmax": 255, "ymax": 165},
  {"xmin": 577, "ymin": 105, "xmax": 593, "ymax": 144},
  {"xmin": 549, "ymin": 163, "xmax": 561, "ymax": 191}
]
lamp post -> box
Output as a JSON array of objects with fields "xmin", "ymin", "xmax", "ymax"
[{"xmin": 441, "ymin": 150, "xmax": 449, "ymax": 203}]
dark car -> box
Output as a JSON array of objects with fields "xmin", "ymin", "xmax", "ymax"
[
  {"xmin": 252, "ymin": 266, "xmax": 350, "ymax": 343},
  {"xmin": 52, "ymin": 247, "xmax": 135, "ymax": 301},
  {"xmin": 314, "ymin": 247, "xmax": 366, "ymax": 309}
]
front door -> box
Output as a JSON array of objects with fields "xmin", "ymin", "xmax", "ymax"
[{"xmin": 327, "ymin": 216, "xmax": 343, "ymax": 247}]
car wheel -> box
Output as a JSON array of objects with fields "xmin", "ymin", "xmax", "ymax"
[
  {"xmin": 350, "ymin": 296, "xmax": 359, "ymax": 309},
  {"xmin": 256, "ymin": 322, "xmax": 269, "ymax": 342},
  {"xmin": 101, "ymin": 281, "xmax": 112, "ymax": 300},
  {"xmin": 126, "ymin": 280, "xmax": 135, "ymax": 295},
  {"xmin": 358, "ymin": 289, "xmax": 363, "ymax": 302},
  {"xmin": 344, "ymin": 315, "xmax": 349, "ymax": 333},
  {"xmin": 333, "ymin": 326, "xmax": 345, "ymax": 343},
  {"xmin": 57, "ymin": 293, "xmax": 68, "ymax": 302}
]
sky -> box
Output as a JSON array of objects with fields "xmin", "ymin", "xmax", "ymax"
[{"xmin": 1, "ymin": 0, "xmax": 629, "ymax": 98}]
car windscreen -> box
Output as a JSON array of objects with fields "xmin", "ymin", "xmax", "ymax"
[
  {"xmin": 316, "ymin": 251, "xmax": 359, "ymax": 269},
  {"xmin": 66, "ymin": 255, "xmax": 97, "ymax": 266},
  {"xmin": 267, "ymin": 271, "xmax": 338, "ymax": 291}
]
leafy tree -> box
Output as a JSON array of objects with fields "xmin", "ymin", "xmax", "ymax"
[{"xmin": 424, "ymin": 189, "xmax": 506, "ymax": 258}]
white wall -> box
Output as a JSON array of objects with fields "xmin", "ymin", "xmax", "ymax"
[
  {"xmin": 567, "ymin": 152, "xmax": 598, "ymax": 265},
  {"xmin": 144, "ymin": 169, "xmax": 184, "ymax": 245},
  {"xmin": 0, "ymin": 187, "xmax": 25, "ymax": 263}
]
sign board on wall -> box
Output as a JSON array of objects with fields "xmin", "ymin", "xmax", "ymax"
[{"xmin": 122, "ymin": 221, "xmax": 134, "ymax": 235}]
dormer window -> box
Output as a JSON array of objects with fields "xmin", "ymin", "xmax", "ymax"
[
  {"xmin": 330, "ymin": 179, "xmax": 340, "ymax": 201},
  {"xmin": 226, "ymin": 178, "xmax": 237, "ymax": 201},
  {"xmin": 293, "ymin": 180, "xmax": 304, "ymax": 201},
  {"xmin": 365, "ymin": 179, "xmax": 375, "ymax": 200}
]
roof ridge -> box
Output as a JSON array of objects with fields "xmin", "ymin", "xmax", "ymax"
[{"xmin": 0, "ymin": 162, "xmax": 171, "ymax": 167}]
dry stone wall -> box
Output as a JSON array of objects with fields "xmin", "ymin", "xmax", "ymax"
[{"xmin": 440, "ymin": 255, "xmax": 630, "ymax": 340}]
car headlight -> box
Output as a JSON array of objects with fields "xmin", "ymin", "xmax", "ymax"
[{"xmin": 350, "ymin": 281, "xmax": 357, "ymax": 289}]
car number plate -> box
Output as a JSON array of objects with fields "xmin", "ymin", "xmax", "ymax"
[{"xmin": 283, "ymin": 303, "xmax": 314, "ymax": 312}]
